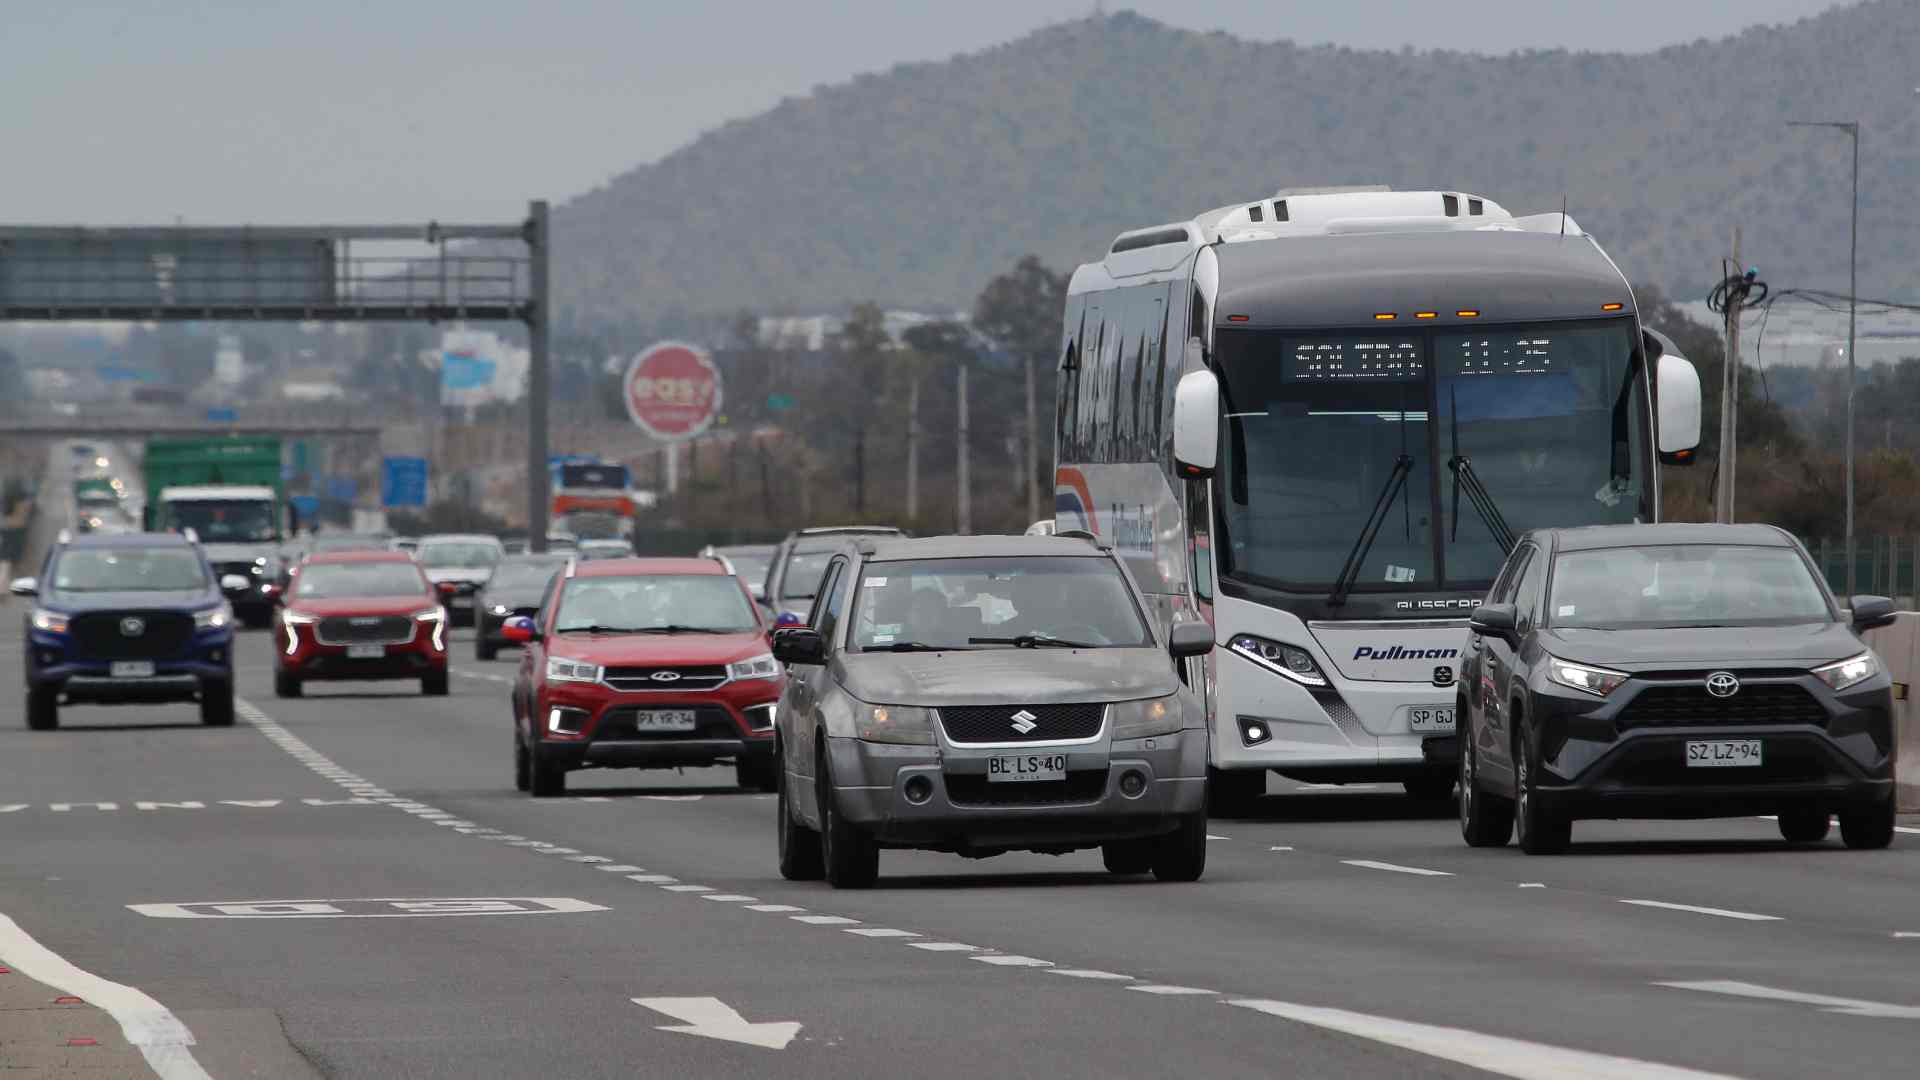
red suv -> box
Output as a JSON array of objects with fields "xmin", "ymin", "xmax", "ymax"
[
  {"xmin": 506, "ymin": 557, "xmax": 782, "ymax": 797},
  {"xmin": 276, "ymin": 550, "xmax": 449, "ymax": 697}
]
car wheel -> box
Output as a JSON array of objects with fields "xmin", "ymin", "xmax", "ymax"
[
  {"xmin": 199, "ymin": 679, "xmax": 235, "ymax": 727},
  {"xmin": 1403, "ymin": 775, "xmax": 1455, "ymax": 802},
  {"xmin": 1514, "ymin": 723, "xmax": 1571, "ymax": 855},
  {"xmin": 529, "ymin": 747, "xmax": 567, "ymax": 798},
  {"xmin": 1150, "ymin": 812, "xmax": 1208, "ymax": 882},
  {"xmin": 1777, "ymin": 809, "xmax": 1831, "ymax": 844},
  {"xmin": 1101, "ymin": 840, "xmax": 1155, "ymax": 875},
  {"xmin": 1459, "ymin": 727, "xmax": 1514, "ymax": 848},
  {"xmin": 777, "ymin": 750, "xmax": 824, "ymax": 881},
  {"xmin": 26, "ymin": 686, "xmax": 58, "ymax": 731},
  {"xmin": 422, "ymin": 670, "xmax": 450, "ymax": 697},
  {"xmin": 817, "ymin": 746, "xmax": 877, "ymax": 889},
  {"xmin": 513, "ymin": 737, "xmax": 531, "ymax": 793},
  {"xmin": 1838, "ymin": 797, "xmax": 1895, "ymax": 850},
  {"xmin": 735, "ymin": 756, "xmax": 777, "ymax": 793},
  {"xmin": 273, "ymin": 671, "xmax": 302, "ymax": 698},
  {"xmin": 1206, "ymin": 766, "xmax": 1263, "ymax": 818}
]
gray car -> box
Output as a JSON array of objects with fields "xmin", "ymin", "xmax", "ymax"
[{"xmin": 771, "ymin": 534, "xmax": 1216, "ymax": 888}]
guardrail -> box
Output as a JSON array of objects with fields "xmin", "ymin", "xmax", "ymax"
[{"xmin": 1862, "ymin": 612, "xmax": 1920, "ymax": 813}]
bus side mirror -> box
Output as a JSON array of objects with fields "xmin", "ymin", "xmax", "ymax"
[
  {"xmin": 1173, "ymin": 369, "xmax": 1220, "ymax": 479},
  {"xmin": 1655, "ymin": 345, "xmax": 1702, "ymax": 467}
]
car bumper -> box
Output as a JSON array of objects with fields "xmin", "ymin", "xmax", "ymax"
[
  {"xmin": 536, "ymin": 691, "xmax": 781, "ymax": 770},
  {"xmin": 545, "ymin": 736, "xmax": 775, "ymax": 770},
  {"xmin": 1211, "ymin": 648, "xmax": 1457, "ymax": 775},
  {"xmin": 42, "ymin": 664, "xmax": 228, "ymax": 704},
  {"xmin": 1535, "ymin": 726, "xmax": 1894, "ymax": 820},
  {"xmin": 281, "ymin": 648, "xmax": 444, "ymax": 681}
]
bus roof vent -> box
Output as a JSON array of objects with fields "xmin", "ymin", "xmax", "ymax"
[
  {"xmin": 1108, "ymin": 224, "xmax": 1198, "ymax": 256},
  {"xmin": 1103, "ymin": 222, "xmax": 1202, "ymax": 277},
  {"xmin": 1201, "ymin": 189, "xmax": 1515, "ymax": 243}
]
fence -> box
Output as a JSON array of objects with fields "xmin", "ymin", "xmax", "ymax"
[{"xmin": 1805, "ymin": 537, "xmax": 1920, "ymax": 605}]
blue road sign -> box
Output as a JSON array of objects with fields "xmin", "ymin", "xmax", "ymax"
[
  {"xmin": 206, "ymin": 407, "xmax": 238, "ymax": 423},
  {"xmin": 381, "ymin": 456, "xmax": 429, "ymax": 508}
]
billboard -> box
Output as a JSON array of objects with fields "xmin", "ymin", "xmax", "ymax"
[{"xmin": 0, "ymin": 233, "xmax": 336, "ymax": 307}]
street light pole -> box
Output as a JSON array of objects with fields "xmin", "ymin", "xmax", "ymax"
[{"xmin": 1790, "ymin": 120, "xmax": 1860, "ymax": 599}]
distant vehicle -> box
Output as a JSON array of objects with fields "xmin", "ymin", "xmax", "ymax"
[
  {"xmin": 771, "ymin": 533, "xmax": 1215, "ymax": 888},
  {"xmin": 551, "ymin": 460, "xmax": 641, "ymax": 540},
  {"xmin": 390, "ymin": 537, "xmax": 421, "ymax": 554},
  {"xmin": 143, "ymin": 437, "xmax": 292, "ymax": 629},
  {"xmin": 12, "ymin": 531, "xmax": 237, "ymax": 729},
  {"xmin": 415, "ymin": 533, "xmax": 506, "ymax": 626},
  {"xmin": 476, "ymin": 553, "xmax": 572, "ymax": 661},
  {"xmin": 764, "ymin": 527, "xmax": 908, "ymax": 626},
  {"xmin": 275, "ymin": 550, "xmax": 449, "ymax": 698},
  {"xmin": 546, "ymin": 532, "xmax": 579, "ymax": 552},
  {"xmin": 1023, "ymin": 519, "xmax": 1057, "ymax": 537},
  {"xmin": 306, "ymin": 534, "xmax": 391, "ymax": 557},
  {"xmin": 1459, "ymin": 523, "xmax": 1897, "ymax": 854},
  {"xmin": 575, "ymin": 538, "xmax": 635, "ymax": 561},
  {"xmin": 700, "ymin": 544, "xmax": 776, "ymax": 601},
  {"xmin": 1055, "ymin": 187, "xmax": 1705, "ymax": 813},
  {"xmin": 504, "ymin": 557, "xmax": 782, "ymax": 797}
]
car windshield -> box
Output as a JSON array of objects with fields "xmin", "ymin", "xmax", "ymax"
[
  {"xmin": 165, "ymin": 499, "xmax": 278, "ymax": 542},
  {"xmin": 554, "ymin": 574, "xmax": 758, "ymax": 633},
  {"xmin": 52, "ymin": 548, "xmax": 207, "ymax": 592},
  {"xmin": 1549, "ymin": 544, "xmax": 1832, "ymax": 629},
  {"xmin": 418, "ymin": 542, "xmax": 501, "ymax": 569},
  {"xmin": 296, "ymin": 562, "xmax": 430, "ymax": 599},
  {"xmin": 779, "ymin": 550, "xmax": 834, "ymax": 602},
  {"xmin": 490, "ymin": 559, "xmax": 570, "ymax": 589},
  {"xmin": 577, "ymin": 542, "xmax": 633, "ymax": 560},
  {"xmin": 851, "ymin": 556, "xmax": 1152, "ymax": 650}
]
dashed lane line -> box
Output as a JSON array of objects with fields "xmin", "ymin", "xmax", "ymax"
[
  {"xmin": 1341, "ymin": 860, "xmax": 1454, "ymax": 877},
  {"xmin": 791, "ymin": 915, "xmax": 859, "ymax": 926},
  {"xmin": 1619, "ymin": 900, "xmax": 1782, "ymax": 922},
  {"xmin": 844, "ymin": 928, "xmax": 920, "ymax": 939}
]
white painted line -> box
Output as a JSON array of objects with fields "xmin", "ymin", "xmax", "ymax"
[
  {"xmin": 1269, "ymin": 846, "xmax": 1294, "ymax": 852},
  {"xmin": 1518, "ymin": 883, "xmax": 1546, "ymax": 889},
  {"xmin": 1894, "ymin": 825, "xmax": 1920, "ymax": 835},
  {"xmin": 700, "ymin": 894, "xmax": 758, "ymax": 903},
  {"xmin": 576, "ymin": 796, "xmax": 612, "ymax": 802},
  {"xmin": 1341, "ymin": 860, "xmax": 1453, "ymax": 877},
  {"xmin": 1229, "ymin": 998, "xmax": 1741, "ymax": 1079},
  {"xmin": 627, "ymin": 875, "xmax": 678, "ymax": 884},
  {"xmin": 1657, "ymin": 980, "xmax": 1920, "ymax": 1019},
  {"xmin": 1129, "ymin": 985, "xmax": 1216, "ymax": 996},
  {"xmin": 844, "ymin": 928, "xmax": 919, "ymax": 938},
  {"xmin": 0, "ymin": 912, "xmax": 213, "ymax": 1080},
  {"xmin": 1620, "ymin": 899, "xmax": 1780, "ymax": 922},
  {"xmin": 566, "ymin": 855, "xmax": 612, "ymax": 863},
  {"xmin": 972, "ymin": 955, "xmax": 1052, "ymax": 967},
  {"xmin": 596, "ymin": 865, "xmax": 646, "ymax": 873},
  {"xmin": 633, "ymin": 996, "xmax": 801, "ymax": 1051},
  {"xmin": 661, "ymin": 884, "xmax": 712, "ymax": 893},
  {"xmin": 1894, "ymin": 932, "xmax": 1920, "ymax": 939},
  {"xmin": 1206, "ymin": 834, "xmax": 1230, "ymax": 841},
  {"xmin": 1047, "ymin": 969, "xmax": 1134, "ymax": 980},
  {"xmin": 791, "ymin": 915, "xmax": 860, "ymax": 926},
  {"xmin": 746, "ymin": 904, "xmax": 807, "ymax": 914},
  {"xmin": 129, "ymin": 898, "xmax": 606, "ymax": 919},
  {"xmin": 909, "ymin": 942, "xmax": 979, "ymax": 952}
]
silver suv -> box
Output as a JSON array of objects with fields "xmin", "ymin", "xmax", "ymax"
[{"xmin": 771, "ymin": 534, "xmax": 1215, "ymax": 888}]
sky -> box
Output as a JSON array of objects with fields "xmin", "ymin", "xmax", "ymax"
[{"xmin": 1, "ymin": 0, "xmax": 1851, "ymax": 226}]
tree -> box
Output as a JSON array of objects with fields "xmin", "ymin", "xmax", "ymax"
[
  {"xmin": 973, "ymin": 256, "xmax": 1068, "ymax": 525},
  {"xmin": 824, "ymin": 304, "xmax": 893, "ymax": 516}
]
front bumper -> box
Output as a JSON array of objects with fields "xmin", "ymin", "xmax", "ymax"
[
  {"xmin": 29, "ymin": 629, "xmax": 233, "ymax": 704},
  {"xmin": 535, "ymin": 685, "xmax": 781, "ymax": 771},
  {"xmin": 1212, "ymin": 647, "xmax": 1457, "ymax": 775}
]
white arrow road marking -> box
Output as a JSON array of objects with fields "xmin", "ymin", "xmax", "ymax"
[
  {"xmin": 1228, "ymin": 998, "xmax": 1741, "ymax": 1079},
  {"xmin": 632, "ymin": 997, "xmax": 801, "ymax": 1050},
  {"xmin": 1657, "ymin": 980, "xmax": 1920, "ymax": 1019}
]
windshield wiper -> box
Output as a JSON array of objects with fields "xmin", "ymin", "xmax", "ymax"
[
  {"xmin": 969, "ymin": 634, "xmax": 1102, "ymax": 649},
  {"xmin": 555, "ymin": 624, "xmax": 649, "ymax": 634},
  {"xmin": 1447, "ymin": 385, "xmax": 1517, "ymax": 556},
  {"xmin": 1328, "ymin": 453, "xmax": 1415, "ymax": 607},
  {"xmin": 864, "ymin": 641, "xmax": 973, "ymax": 652},
  {"xmin": 632, "ymin": 625, "xmax": 732, "ymax": 634}
]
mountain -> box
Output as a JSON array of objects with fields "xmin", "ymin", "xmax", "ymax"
[{"xmin": 547, "ymin": 3, "xmax": 1920, "ymax": 328}]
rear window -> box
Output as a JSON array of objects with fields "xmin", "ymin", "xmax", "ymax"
[
  {"xmin": 490, "ymin": 559, "xmax": 571, "ymax": 589},
  {"xmin": 779, "ymin": 551, "xmax": 835, "ymax": 602},
  {"xmin": 851, "ymin": 556, "xmax": 1151, "ymax": 651},
  {"xmin": 296, "ymin": 562, "xmax": 430, "ymax": 599},
  {"xmin": 418, "ymin": 541, "xmax": 502, "ymax": 569},
  {"xmin": 1550, "ymin": 544, "xmax": 1831, "ymax": 628},
  {"xmin": 53, "ymin": 548, "xmax": 207, "ymax": 592}
]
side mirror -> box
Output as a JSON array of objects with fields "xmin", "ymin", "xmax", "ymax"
[
  {"xmin": 8, "ymin": 576, "xmax": 37, "ymax": 597},
  {"xmin": 772, "ymin": 627, "xmax": 825, "ymax": 666},
  {"xmin": 1850, "ymin": 595, "xmax": 1897, "ymax": 632},
  {"xmin": 1169, "ymin": 621, "xmax": 1214, "ymax": 659},
  {"xmin": 1469, "ymin": 603, "xmax": 1518, "ymax": 639},
  {"xmin": 1172, "ymin": 369, "xmax": 1220, "ymax": 479},
  {"xmin": 1654, "ymin": 342, "xmax": 1702, "ymax": 466},
  {"xmin": 501, "ymin": 615, "xmax": 537, "ymax": 643},
  {"xmin": 219, "ymin": 573, "xmax": 251, "ymax": 592}
]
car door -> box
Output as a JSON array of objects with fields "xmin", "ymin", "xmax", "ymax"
[
  {"xmin": 516, "ymin": 575, "xmax": 561, "ymax": 739},
  {"xmin": 1501, "ymin": 541, "xmax": 1551, "ymax": 773},
  {"xmin": 783, "ymin": 556, "xmax": 847, "ymax": 796},
  {"xmin": 1475, "ymin": 544, "xmax": 1535, "ymax": 785}
]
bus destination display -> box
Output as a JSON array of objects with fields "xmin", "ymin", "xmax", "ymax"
[
  {"xmin": 1443, "ymin": 334, "xmax": 1559, "ymax": 377},
  {"xmin": 1283, "ymin": 338, "xmax": 1425, "ymax": 383}
]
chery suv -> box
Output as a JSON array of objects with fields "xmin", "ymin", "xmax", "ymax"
[
  {"xmin": 276, "ymin": 550, "xmax": 449, "ymax": 697},
  {"xmin": 506, "ymin": 557, "xmax": 783, "ymax": 797}
]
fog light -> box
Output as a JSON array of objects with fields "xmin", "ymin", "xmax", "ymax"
[
  {"xmin": 1118, "ymin": 770, "xmax": 1147, "ymax": 798},
  {"xmin": 210, "ymin": 649, "xmax": 225, "ymax": 663},
  {"xmin": 1238, "ymin": 717, "xmax": 1271, "ymax": 747},
  {"xmin": 547, "ymin": 707, "xmax": 589, "ymax": 736},
  {"xmin": 903, "ymin": 775, "xmax": 934, "ymax": 804}
]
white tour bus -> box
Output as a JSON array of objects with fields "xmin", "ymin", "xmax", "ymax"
[{"xmin": 1054, "ymin": 187, "xmax": 1703, "ymax": 812}]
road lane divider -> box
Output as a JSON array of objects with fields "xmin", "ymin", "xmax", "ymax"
[
  {"xmin": 1340, "ymin": 860, "xmax": 1454, "ymax": 877},
  {"xmin": 1619, "ymin": 900, "xmax": 1781, "ymax": 922},
  {"xmin": 1656, "ymin": 980, "xmax": 1920, "ymax": 1019}
]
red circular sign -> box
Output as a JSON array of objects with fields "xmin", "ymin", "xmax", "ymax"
[{"xmin": 623, "ymin": 341, "xmax": 722, "ymax": 441}]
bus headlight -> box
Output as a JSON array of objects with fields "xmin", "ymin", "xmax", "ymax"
[{"xmin": 1229, "ymin": 634, "xmax": 1329, "ymax": 687}]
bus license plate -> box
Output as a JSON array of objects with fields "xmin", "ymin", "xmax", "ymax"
[
  {"xmin": 1409, "ymin": 706, "xmax": 1455, "ymax": 733},
  {"xmin": 633, "ymin": 710, "xmax": 698, "ymax": 732},
  {"xmin": 347, "ymin": 644, "xmax": 386, "ymax": 659},
  {"xmin": 987, "ymin": 753, "xmax": 1067, "ymax": 783},
  {"xmin": 1687, "ymin": 739, "xmax": 1762, "ymax": 767},
  {"xmin": 110, "ymin": 661, "xmax": 155, "ymax": 678}
]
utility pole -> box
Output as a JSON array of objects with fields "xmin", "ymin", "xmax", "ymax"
[
  {"xmin": 956, "ymin": 358, "xmax": 971, "ymax": 535},
  {"xmin": 1024, "ymin": 355, "xmax": 1039, "ymax": 525},
  {"xmin": 905, "ymin": 374, "xmax": 920, "ymax": 523},
  {"xmin": 526, "ymin": 199, "xmax": 551, "ymax": 553},
  {"xmin": 1716, "ymin": 227, "xmax": 1742, "ymax": 523}
]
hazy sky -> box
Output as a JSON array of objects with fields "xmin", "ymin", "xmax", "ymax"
[{"xmin": 3, "ymin": 0, "xmax": 1849, "ymax": 225}]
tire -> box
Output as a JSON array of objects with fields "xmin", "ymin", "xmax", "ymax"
[
  {"xmin": 1514, "ymin": 722, "xmax": 1571, "ymax": 855},
  {"xmin": 1151, "ymin": 812, "xmax": 1208, "ymax": 882},
  {"xmin": 1777, "ymin": 809, "xmax": 1831, "ymax": 844},
  {"xmin": 199, "ymin": 679, "xmax": 235, "ymax": 727},
  {"xmin": 1458, "ymin": 728, "xmax": 1514, "ymax": 848},
  {"xmin": 422, "ymin": 669, "xmax": 450, "ymax": 697},
  {"xmin": 476, "ymin": 636, "xmax": 497, "ymax": 662},
  {"xmin": 777, "ymin": 750, "xmax": 824, "ymax": 881},
  {"xmin": 1403, "ymin": 775, "xmax": 1456, "ymax": 802},
  {"xmin": 274, "ymin": 671, "xmax": 302, "ymax": 698},
  {"xmin": 817, "ymin": 747, "xmax": 878, "ymax": 889},
  {"xmin": 529, "ymin": 747, "xmax": 567, "ymax": 798},
  {"xmin": 26, "ymin": 685, "xmax": 58, "ymax": 731},
  {"xmin": 1207, "ymin": 766, "xmax": 1264, "ymax": 818},
  {"xmin": 1839, "ymin": 798, "xmax": 1895, "ymax": 850},
  {"xmin": 735, "ymin": 755, "xmax": 777, "ymax": 793},
  {"xmin": 513, "ymin": 738, "xmax": 531, "ymax": 793},
  {"xmin": 1101, "ymin": 840, "xmax": 1155, "ymax": 875}
]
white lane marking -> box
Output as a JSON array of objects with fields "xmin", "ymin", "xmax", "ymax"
[
  {"xmin": 1048, "ymin": 969, "xmax": 1134, "ymax": 980},
  {"xmin": 642, "ymin": 795, "xmax": 706, "ymax": 802},
  {"xmin": 627, "ymin": 875, "xmax": 678, "ymax": 884},
  {"xmin": 909, "ymin": 942, "xmax": 979, "ymax": 952},
  {"xmin": 632, "ymin": 996, "xmax": 801, "ymax": 1051},
  {"xmin": 1894, "ymin": 932, "xmax": 1920, "ymax": 939},
  {"xmin": 791, "ymin": 915, "xmax": 859, "ymax": 926},
  {"xmin": 1620, "ymin": 899, "xmax": 1781, "ymax": 922},
  {"xmin": 129, "ymin": 898, "xmax": 607, "ymax": 919},
  {"xmin": 1518, "ymin": 883, "xmax": 1546, "ymax": 889},
  {"xmin": 972, "ymin": 955, "xmax": 1052, "ymax": 967},
  {"xmin": 596, "ymin": 865, "xmax": 646, "ymax": 873},
  {"xmin": 700, "ymin": 894, "xmax": 758, "ymax": 903},
  {"xmin": 1129, "ymin": 985, "xmax": 1216, "ymax": 995},
  {"xmin": 1229, "ymin": 998, "xmax": 1741, "ymax": 1079},
  {"xmin": 566, "ymin": 855, "xmax": 612, "ymax": 863},
  {"xmin": 1657, "ymin": 980, "xmax": 1920, "ymax": 1019},
  {"xmin": 0, "ymin": 913, "xmax": 213, "ymax": 1080},
  {"xmin": 1894, "ymin": 826, "xmax": 1920, "ymax": 835},
  {"xmin": 661, "ymin": 885, "xmax": 712, "ymax": 893},
  {"xmin": 844, "ymin": 928, "xmax": 919, "ymax": 938},
  {"xmin": 1341, "ymin": 860, "xmax": 1453, "ymax": 877},
  {"xmin": 1206, "ymin": 834, "xmax": 1230, "ymax": 840},
  {"xmin": 747, "ymin": 904, "xmax": 807, "ymax": 914},
  {"xmin": 1269, "ymin": 845, "xmax": 1294, "ymax": 852}
]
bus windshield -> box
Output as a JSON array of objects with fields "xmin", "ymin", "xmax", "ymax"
[{"xmin": 1215, "ymin": 319, "xmax": 1644, "ymax": 593}]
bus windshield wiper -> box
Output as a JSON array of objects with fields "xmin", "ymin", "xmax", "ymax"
[
  {"xmin": 1328, "ymin": 453, "xmax": 1415, "ymax": 607},
  {"xmin": 969, "ymin": 634, "xmax": 1102, "ymax": 649},
  {"xmin": 1447, "ymin": 386, "xmax": 1517, "ymax": 556}
]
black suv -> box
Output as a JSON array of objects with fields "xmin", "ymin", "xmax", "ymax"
[
  {"xmin": 1457, "ymin": 523, "xmax": 1896, "ymax": 854},
  {"xmin": 11, "ymin": 532, "xmax": 238, "ymax": 729},
  {"xmin": 763, "ymin": 526, "xmax": 907, "ymax": 626},
  {"xmin": 474, "ymin": 552, "xmax": 571, "ymax": 660}
]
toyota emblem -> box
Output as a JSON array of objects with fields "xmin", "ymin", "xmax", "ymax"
[
  {"xmin": 1705, "ymin": 671, "xmax": 1740, "ymax": 698},
  {"xmin": 649, "ymin": 671, "xmax": 682, "ymax": 683},
  {"xmin": 119, "ymin": 616, "xmax": 146, "ymax": 637}
]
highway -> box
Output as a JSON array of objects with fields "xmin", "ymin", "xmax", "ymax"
[{"xmin": 2, "ymin": 620, "xmax": 1917, "ymax": 1078}]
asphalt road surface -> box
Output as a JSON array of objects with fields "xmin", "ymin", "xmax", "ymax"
[{"xmin": 4, "ymin": 619, "xmax": 1919, "ymax": 1079}]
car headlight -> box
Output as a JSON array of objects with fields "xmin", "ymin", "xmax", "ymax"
[
  {"xmin": 1229, "ymin": 634, "xmax": 1328, "ymax": 687},
  {"xmin": 1545, "ymin": 655, "xmax": 1628, "ymax": 697},
  {"xmin": 30, "ymin": 608, "xmax": 69, "ymax": 634},
  {"xmin": 194, "ymin": 604, "xmax": 233, "ymax": 631},
  {"xmin": 547, "ymin": 656, "xmax": 602, "ymax": 684},
  {"xmin": 1109, "ymin": 695, "xmax": 1183, "ymax": 739},
  {"xmin": 1813, "ymin": 651, "xmax": 1879, "ymax": 692},
  {"xmin": 856, "ymin": 704, "xmax": 934, "ymax": 745},
  {"xmin": 728, "ymin": 652, "xmax": 780, "ymax": 681}
]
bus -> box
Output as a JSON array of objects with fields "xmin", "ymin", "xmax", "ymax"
[
  {"xmin": 551, "ymin": 459, "xmax": 641, "ymax": 539},
  {"xmin": 1054, "ymin": 187, "xmax": 1703, "ymax": 812}
]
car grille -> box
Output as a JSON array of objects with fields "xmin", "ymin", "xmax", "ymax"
[
  {"xmin": 945, "ymin": 770, "xmax": 1109, "ymax": 807},
  {"xmin": 315, "ymin": 615, "xmax": 415, "ymax": 646},
  {"xmin": 71, "ymin": 611, "xmax": 195, "ymax": 660},
  {"xmin": 594, "ymin": 705, "xmax": 739, "ymax": 740},
  {"xmin": 1616, "ymin": 683, "xmax": 1828, "ymax": 729},
  {"xmin": 603, "ymin": 665, "xmax": 729, "ymax": 691},
  {"xmin": 938, "ymin": 703, "xmax": 1105, "ymax": 744}
]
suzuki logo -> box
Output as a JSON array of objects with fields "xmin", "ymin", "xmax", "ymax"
[
  {"xmin": 119, "ymin": 617, "xmax": 145, "ymax": 637},
  {"xmin": 1705, "ymin": 671, "xmax": 1741, "ymax": 698},
  {"xmin": 1009, "ymin": 709, "xmax": 1038, "ymax": 735},
  {"xmin": 649, "ymin": 671, "xmax": 682, "ymax": 683}
]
